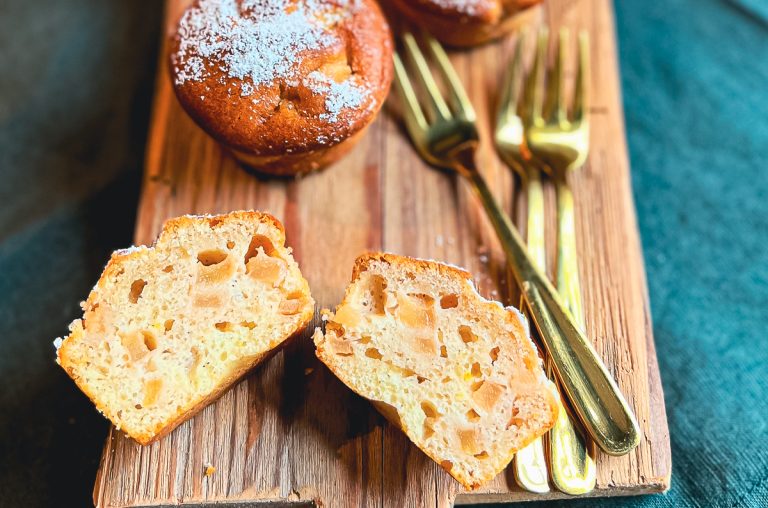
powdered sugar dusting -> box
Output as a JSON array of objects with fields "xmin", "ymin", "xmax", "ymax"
[
  {"xmin": 306, "ymin": 71, "xmax": 368, "ymax": 122},
  {"xmin": 174, "ymin": 0, "xmax": 369, "ymax": 121},
  {"xmin": 428, "ymin": 0, "xmax": 490, "ymax": 16}
]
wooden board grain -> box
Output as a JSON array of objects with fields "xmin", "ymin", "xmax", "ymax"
[{"xmin": 93, "ymin": 0, "xmax": 671, "ymax": 506}]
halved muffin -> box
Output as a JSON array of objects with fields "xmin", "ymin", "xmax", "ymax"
[
  {"xmin": 313, "ymin": 253, "xmax": 558, "ymax": 489},
  {"xmin": 55, "ymin": 211, "xmax": 314, "ymax": 444}
]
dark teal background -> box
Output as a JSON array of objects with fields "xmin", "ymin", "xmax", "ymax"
[{"xmin": 1, "ymin": 0, "xmax": 766, "ymax": 506}]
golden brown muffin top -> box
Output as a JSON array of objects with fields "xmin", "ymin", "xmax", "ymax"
[
  {"xmin": 170, "ymin": 0, "xmax": 392, "ymax": 155},
  {"xmin": 408, "ymin": 0, "xmax": 538, "ymax": 23}
]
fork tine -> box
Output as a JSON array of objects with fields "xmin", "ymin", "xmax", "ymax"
[
  {"xmin": 424, "ymin": 33, "xmax": 477, "ymax": 121},
  {"xmin": 394, "ymin": 51, "xmax": 430, "ymax": 138},
  {"xmin": 572, "ymin": 31, "xmax": 589, "ymax": 123},
  {"xmin": 401, "ymin": 33, "xmax": 453, "ymax": 122},
  {"xmin": 526, "ymin": 29, "xmax": 548, "ymax": 125},
  {"xmin": 545, "ymin": 29, "xmax": 567, "ymax": 124},
  {"xmin": 497, "ymin": 33, "xmax": 525, "ymax": 127}
]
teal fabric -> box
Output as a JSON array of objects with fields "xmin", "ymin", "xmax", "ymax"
[
  {"xmin": 0, "ymin": 1, "xmax": 162, "ymax": 505},
  {"xmin": 0, "ymin": 0, "xmax": 766, "ymax": 506}
]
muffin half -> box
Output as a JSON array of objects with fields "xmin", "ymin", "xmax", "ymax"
[
  {"xmin": 55, "ymin": 212, "xmax": 314, "ymax": 444},
  {"xmin": 313, "ymin": 253, "xmax": 559, "ymax": 488}
]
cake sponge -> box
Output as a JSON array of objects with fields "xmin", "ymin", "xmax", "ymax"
[
  {"xmin": 313, "ymin": 253, "xmax": 558, "ymax": 489},
  {"xmin": 55, "ymin": 211, "xmax": 314, "ymax": 444}
]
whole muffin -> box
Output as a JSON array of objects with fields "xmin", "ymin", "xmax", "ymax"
[
  {"xmin": 392, "ymin": 0, "xmax": 542, "ymax": 47},
  {"xmin": 170, "ymin": 0, "xmax": 393, "ymax": 175}
]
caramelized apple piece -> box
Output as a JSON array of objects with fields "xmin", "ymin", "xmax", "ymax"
[
  {"xmin": 458, "ymin": 325, "xmax": 479, "ymax": 344},
  {"xmin": 246, "ymin": 249, "xmax": 286, "ymax": 286},
  {"xmin": 368, "ymin": 274, "xmax": 388, "ymax": 315},
  {"xmin": 326, "ymin": 320, "xmax": 345, "ymax": 337},
  {"xmin": 397, "ymin": 293, "xmax": 436, "ymax": 329},
  {"xmin": 423, "ymin": 420, "xmax": 435, "ymax": 439},
  {"xmin": 197, "ymin": 249, "xmax": 227, "ymax": 266},
  {"xmin": 197, "ymin": 254, "xmax": 235, "ymax": 284},
  {"xmin": 466, "ymin": 408, "xmax": 481, "ymax": 422},
  {"xmin": 409, "ymin": 335, "xmax": 438, "ymax": 355},
  {"xmin": 244, "ymin": 234, "xmax": 277, "ymax": 263},
  {"xmin": 120, "ymin": 331, "xmax": 150, "ymax": 361},
  {"xmin": 129, "ymin": 279, "xmax": 146, "ymax": 303},
  {"xmin": 440, "ymin": 293, "xmax": 459, "ymax": 309},
  {"xmin": 471, "ymin": 381, "xmax": 505, "ymax": 412},
  {"xmin": 334, "ymin": 304, "xmax": 362, "ymax": 328},
  {"xmin": 388, "ymin": 363, "xmax": 418, "ymax": 378},
  {"xmin": 329, "ymin": 336, "xmax": 354, "ymax": 356},
  {"xmin": 142, "ymin": 379, "xmax": 163, "ymax": 406},
  {"xmin": 457, "ymin": 427, "xmax": 482, "ymax": 455},
  {"xmin": 420, "ymin": 400, "xmax": 441, "ymax": 418}
]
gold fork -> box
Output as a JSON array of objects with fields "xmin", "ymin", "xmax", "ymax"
[
  {"xmin": 494, "ymin": 34, "xmax": 550, "ymax": 494},
  {"xmin": 393, "ymin": 32, "xmax": 640, "ymax": 457},
  {"xmin": 526, "ymin": 29, "xmax": 589, "ymax": 326},
  {"xmin": 524, "ymin": 28, "xmax": 640, "ymax": 456},
  {"xmin": 495, "ymin": 32, "xmax": 596, "ymax": 494}
]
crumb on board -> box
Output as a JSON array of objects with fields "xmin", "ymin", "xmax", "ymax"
[
  {"xmin": 304, "ymin": 367, "xmax": 314, "ymax": 376},
  {"xmin": 204, "ymin": 463, "xmax": 216, "ymax": 477}
]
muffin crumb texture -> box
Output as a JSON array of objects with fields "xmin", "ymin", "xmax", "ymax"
[
  {"xmin": 55, "ymin": 211, "xmax": 314, "ymax": 444},
  {"xmin": 313, "ymin": 253, "xmax": 558, "ymax": 489}
]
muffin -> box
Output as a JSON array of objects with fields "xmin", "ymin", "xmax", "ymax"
[
  {"xmin": 170, "ymin": 0, "xmax": 393, "ymax": 175},
  {"xmin": 391, "ymin": 0, "xmax": 542, "ymax": 47},
  {"xmin": 313, "ymin": 253, "xmax": 558, "ymax": 489},
  {"xmin": 54, "ymin": 211, "xmax": 314, "ymax": 444}
]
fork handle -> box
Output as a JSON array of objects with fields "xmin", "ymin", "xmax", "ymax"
[
  {"xmin": 556, "ymin": 180, "xmax": 584, "ymax": 326},
  {"xmin": 460, "ymin": 162, "xmax": 641, "ymax": 456},
  {"xmin": 548, "ymin": 176, "xmax": 597, "ymax": 493},
  {"xmin": 513, "ymin": 169, "xmax": 551, "ymax": 494}
]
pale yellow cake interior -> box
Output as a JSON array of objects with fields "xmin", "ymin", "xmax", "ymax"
[
  {"xmin": 313, "ymin": 254, "xmax": 557, "ymax": 488},
  {"xmin": 57, "ymin": 213, "xmax": 313, "ymax": 444}
]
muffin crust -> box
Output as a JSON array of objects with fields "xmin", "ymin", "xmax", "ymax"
[
  {"xmin": 170, "ymin": 0, "xmax": 393, "ymax": 173},
  {"xmin": 392, "ymin": 0, "xmax": 541, "ymax": 47}
]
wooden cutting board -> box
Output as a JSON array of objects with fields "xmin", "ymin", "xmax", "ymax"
[{"xmin": 93, "ymin": 0, "xmax": 671, "ymax": 506}]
